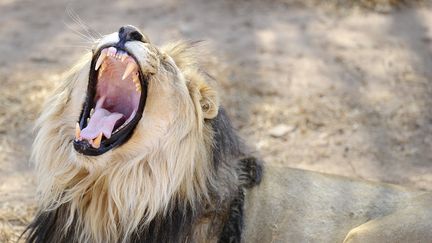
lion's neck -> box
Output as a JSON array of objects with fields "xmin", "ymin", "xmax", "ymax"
[{"xmin": 36, "ymin": 136, "xmax": 215, "ymax": 242}]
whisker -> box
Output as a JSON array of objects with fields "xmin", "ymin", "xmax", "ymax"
[
  {"xmin": 66, "ymin": 8, "xmax": 94, "ymax": 40},
  {"xmin": 64, "ymin": 21, "xmax": 94, "ymax": 43},
  {"xmin": 73, "ymin": 12, "xmax": 101, "ymax": 39},
  {"xmin": 65, "ymin": 7, "xmax": 101, "ymax": 41}
]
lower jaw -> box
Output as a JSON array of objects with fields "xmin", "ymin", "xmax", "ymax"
[{"xmin": 74, "ymin": 90, "xmax": 147, "ymax": 156}]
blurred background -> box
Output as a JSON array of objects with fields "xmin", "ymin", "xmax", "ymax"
[{"xmin": 1, "ymin": 0, "xmax": 432, "ymax": 241}]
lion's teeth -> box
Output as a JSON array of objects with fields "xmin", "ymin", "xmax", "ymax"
[
  {"xmin": 90, "ymin": 108, "xmax": 94, "ymax": 117},
  {"xmin": 95, "ymin": 49, "xmax": 107, "ymax": 70},
  {"xmin": 122, "ymin": 62, "xmax": 136, "ymax": 80},
  {"xmin": 133, "ymin": 73, "xmax": 141, "ymax": 92},
  {"xmin": 75, "ymin": 123, "xmax": 81, "ymax": 140},
  {"xmin": 92, "ymin": 132, "xmax": 103, "ymax": 149},
  {"xmin": 132, "ymin": 73, "xmax": 139, "ymax": 84},
  {"xmin": 107, "ymin": 47, "xmax": 117, "ymax": 57},
  {"xmin": 121, "ymin": 54, "xmax": 127, "ymax": 62}
]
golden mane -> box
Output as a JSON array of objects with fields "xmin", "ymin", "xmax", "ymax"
[{"xmin": 31, "ymin": 41, "xmax": 220, "ymax": 242}]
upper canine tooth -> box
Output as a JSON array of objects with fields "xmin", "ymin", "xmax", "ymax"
[
  {"xmin": 95, "ymin": 49, "xmax": 107, "ymax": 70},
  {"xmin": 122, "ymin": 62, "xmax": 136, "ymax": 80}
]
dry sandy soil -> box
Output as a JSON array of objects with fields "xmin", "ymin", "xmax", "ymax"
[{"xmin": 1, "ymin": 0, "xmax": 432, "ymax": 241}]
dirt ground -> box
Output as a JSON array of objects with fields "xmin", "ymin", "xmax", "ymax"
[{"xmin": 1, "ymin": 0, "xmax": 432, "ymax": 241}]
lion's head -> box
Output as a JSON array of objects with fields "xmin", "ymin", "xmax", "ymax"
[{"xmin": 31, "ymin": 25, "xmax": 222, "ymax": 242}]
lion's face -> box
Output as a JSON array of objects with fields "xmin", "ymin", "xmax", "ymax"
[
  {"xmin": 68, "ymin": 26, "xmax": 216, "ymax": 158},
  {"xmin": 73, "ymin": 26, "xmax": 183, "ymax": 156}
]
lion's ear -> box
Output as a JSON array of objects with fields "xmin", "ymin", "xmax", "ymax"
[
  {"xmin": 198, "ymin": 82, "xmax": 219, "ymax": 119},
  {"xmin": 162, "ymin": 41, "xmax": 219, "ymax": 119},
  {"xmin": 186, "ymin": 70, "xmax": 219, "ymax": 119}
]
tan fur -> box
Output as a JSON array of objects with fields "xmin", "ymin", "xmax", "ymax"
[
  {"xmin": 32, "ymin": 35, "xmax": 218, "ymax": 242},
  {"xmin": 242, "ymin": 165, "xmax": 432, "ymax": 243}
]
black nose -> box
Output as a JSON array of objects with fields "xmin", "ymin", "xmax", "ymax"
[{"xmin": 117, "ymin": 25, "xmax": 144, "ymax": 48}]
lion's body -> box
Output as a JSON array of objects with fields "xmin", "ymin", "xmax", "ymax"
[
  {"xmin": 242, "ymin": 165, "xmax": 432, "ymax": 243},
  {"xmin": 26, "ymin": 28, "xmax": 432, "ymax": 243}
]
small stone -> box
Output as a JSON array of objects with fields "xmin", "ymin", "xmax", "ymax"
[{"xmin": 269, "ymin": 124, "xmax": 295, "ymax": 137}]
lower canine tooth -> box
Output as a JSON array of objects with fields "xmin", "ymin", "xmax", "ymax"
[
  {"xmin": 75, "ymin": 123, "xmax": 81, "ymax": 140},
  {"xmin": 92, "ymin": 132, "xmax": 103, "ymax": 149}
]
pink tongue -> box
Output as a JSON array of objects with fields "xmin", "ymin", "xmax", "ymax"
[{"xmin": 80, "ymin": 98, "xmax": 124, "ymax": 140}]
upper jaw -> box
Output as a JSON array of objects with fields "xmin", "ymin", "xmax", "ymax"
[{"xmin": 73, "ymin": 43, "xmax": 148, "ymax": 156}]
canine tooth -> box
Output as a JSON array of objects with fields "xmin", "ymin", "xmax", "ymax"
[
  {"xmin": 95, "ymin": 49, "xmax": 107, "ymax": 70},
  {"xmin": 122, "ymin": 62, "xmax": 136, "ymax": 80},
  {"xmin": 92, "ymin": 132, "xmax": 103, "ymax": 149},
  {"xmin": 75, "ymin": 123, "xmax": 81, "ymax": 140}
]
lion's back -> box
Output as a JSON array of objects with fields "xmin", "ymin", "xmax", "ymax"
[{"xmin": 241, "ymin": 165, "xmax": 420, "ymax": 243}]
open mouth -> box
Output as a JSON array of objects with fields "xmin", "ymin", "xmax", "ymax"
[{"xmin": 73, "ymin": 46, "xmax": 147, "ymax": 156}]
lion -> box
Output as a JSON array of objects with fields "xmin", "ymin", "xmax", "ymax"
[{"xmin": 25, "ymin": 25, "xmax": 432, "ymax": 243}]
